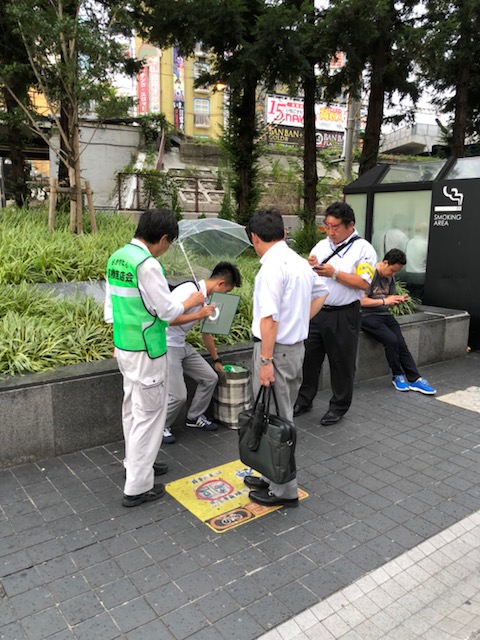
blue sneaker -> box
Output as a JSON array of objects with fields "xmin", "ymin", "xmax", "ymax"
[
  {"xmin": 392, "ymin": 375, "xmax": 409, "ymax": 391},
  {"xmin": 409, "ymin": 378, "xmax": 436, "ymax": 395}
]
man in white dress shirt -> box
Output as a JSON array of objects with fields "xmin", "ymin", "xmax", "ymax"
[
  {"xmin": 105, "ymin": 209, "xmax": 205, "ymax": 507},
  {"xmin": 244, "ymin": 209, "xmax": 329, "ymax": 508},
  {"xmin": 162, "ymin": 262, "xmax": 242, "ymax": 444},
  {"xmin": 294, "ymin": 201, "xmax": 377, "ymax": 426}
]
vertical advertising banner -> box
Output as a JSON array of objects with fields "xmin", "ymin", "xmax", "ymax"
[
  {"xmin": 137, "ymin": 66, "xmax": 149, "ymax": 115},
  {"xmin": 173, "ymin": 48, "xmax": 185, "ymax": 132},
  {"xmin": 148, "ymin": 57, "xmax": 160, "ymax": 113}
]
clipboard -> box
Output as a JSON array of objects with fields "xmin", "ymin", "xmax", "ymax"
[{"xmin": 200, "ymin": 292, "xmax": 241, "ymax": 335}]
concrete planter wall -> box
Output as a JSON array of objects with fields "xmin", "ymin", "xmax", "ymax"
[{"xmin": 0, "ymin": 306, "xmax": 469, "ymax": 469}]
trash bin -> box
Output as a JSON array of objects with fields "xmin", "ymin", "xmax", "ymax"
[{"xmin": 212, "ymin": 363, "xmax": 252, "ymax": 430}]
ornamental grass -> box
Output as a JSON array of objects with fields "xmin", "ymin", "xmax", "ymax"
[{"xmin": 0, "ymin": 207, "xmax": 257, "ymax": 376}]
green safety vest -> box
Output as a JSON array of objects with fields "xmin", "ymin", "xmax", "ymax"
[{"xmin": 106, "ymin": 243, "xmax": 169, "ymax": 358}]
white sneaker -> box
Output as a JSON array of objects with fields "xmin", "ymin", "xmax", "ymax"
[
  {"xmin": 162, "ymin": 426, "xmax": 176, "ymax": 444},
  {"xmin": 185, "ymin": 414, "xmax": 218, "ymax": 431}
]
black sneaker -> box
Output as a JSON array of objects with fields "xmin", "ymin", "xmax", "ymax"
[
  {"xmin": 122, "ymin": 484, "xmax": 165, "ymax": 508},
  {"xmin": 124, "ymin": 463, "xmax": 168, "ymax": 479},
  {"xmin": 185, "ymin": 414, "xmax": 218, "ymax": 431}
]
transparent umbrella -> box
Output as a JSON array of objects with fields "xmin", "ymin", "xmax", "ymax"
[
  {"xmin": 165, "ymin": 218, "xmax": 252, "ymax": 287},
  {"xmin": 178, "ymin": 219, "xmax": 251, "ymax": 259}
]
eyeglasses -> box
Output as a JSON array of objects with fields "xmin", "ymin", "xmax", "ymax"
[{"xmin": 323, "ymin": 221, "xmax": 343, "ymax": 231}]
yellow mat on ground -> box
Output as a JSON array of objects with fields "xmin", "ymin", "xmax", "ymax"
[{"xmin": 166, "ymin": 459, "xmax": 308, "ymax": 533}]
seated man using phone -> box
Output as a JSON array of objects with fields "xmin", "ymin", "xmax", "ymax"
[{"xmin": 361, "ymin": 248, "xmax": 436, "ymax": 395}]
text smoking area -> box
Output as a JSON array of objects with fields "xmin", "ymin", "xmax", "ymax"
[{"xmin": 344, "ymin": 156, "xmax": 480, "ymax": 350}]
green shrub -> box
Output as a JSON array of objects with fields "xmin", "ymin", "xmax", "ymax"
[
  {"xmin": 0, "ymin": 283, "xmax": 113, "ymax": 376},
  {"xmin": 390, "ymin": 281, "xmax": 420, "ymax": 316},
  {"xmin": 0, "ymin": 207, "xmax": 135, "ymax": 284},
  {"xmin": 0, "ymin": 206, "xmax": 419, "ymax": 377},
  {"xmin": 290, "ymin": 223, "xmax": 324, "ymax": 256}
]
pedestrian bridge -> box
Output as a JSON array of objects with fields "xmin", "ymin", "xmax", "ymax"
[{"xmin": 380, "ymin": 123, "xmax": 442, "ymax": 155}]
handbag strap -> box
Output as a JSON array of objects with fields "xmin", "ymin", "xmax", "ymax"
[
  {"xmin": 268, "ymin": 385, "xmax": 281, "ymax": 416},
  {"xmin": 252, "ymin": 385, "xmax": 268, "ymax": 411},
  {"xmin": 256, "ymin": 384, "xmax": 281, "ymax": 417},
  {"xmin": 320, "ymin": 235, "xmax": 360, "ymax": 265}
]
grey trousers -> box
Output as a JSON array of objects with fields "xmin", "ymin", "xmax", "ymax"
[
  {"xmin": 252, "ymin": 341, "xmax": 305, "ymax": 499},
  {"xmin": 165, "ymin": 344, "xmax": 218, "ymax": 428}
]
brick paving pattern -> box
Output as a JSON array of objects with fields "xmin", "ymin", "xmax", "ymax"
[{"xmin": 0, "ymin": 353, "xmax": 479, "ymax": 639}]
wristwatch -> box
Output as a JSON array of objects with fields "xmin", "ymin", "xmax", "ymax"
[{"xmin": 260, "ymin": 356, "xmax": 274, "ymax": 365}]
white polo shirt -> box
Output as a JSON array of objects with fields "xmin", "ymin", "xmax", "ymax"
[
  {"xmin": 252, "ymin": 241, "xmax": 329, "ymax": 344},
  {"xmin": 310, "ymin": 230, "xmax": 377, "ymax": 306},
  {"xmin": 166, "ymin": 280, "xmax": 207, "ymax": 348}
]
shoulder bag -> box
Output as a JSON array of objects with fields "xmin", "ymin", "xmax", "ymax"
[{"xmin": 238, "ymin": 385, "xmax": 296, "ymax": 484}]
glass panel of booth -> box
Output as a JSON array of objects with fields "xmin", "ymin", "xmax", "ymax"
[
  {"xmin": 379, "ymin": 160, "xmax": 446, "ymax": 184},
  {"xmin": 371, "ymin": 191, "xmax": 432, "ymax": 299},
  {"xmin": 446, "ymin": 157, "xmax": 480, "ymax": 180},
  {"xmin": 344, "ymin": 193, "xmax": 367, "ymax": 237}
]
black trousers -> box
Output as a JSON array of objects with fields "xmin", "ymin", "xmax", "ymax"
[
  {"xmin": 296, "ymin": 302, "xmax": 361, "ymax": 416},
  {"xmin": 361, "ymin": 313, "xmax": 420, "ymax": 382}
]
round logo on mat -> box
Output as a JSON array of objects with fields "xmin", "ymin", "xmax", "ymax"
[
  {"xmin": 195, "ymin": 478, "xmax": 234, "ymax": 501},
  {"xmin": 208, "ymin": 507, "xmax": 254, "ymax": 531}
]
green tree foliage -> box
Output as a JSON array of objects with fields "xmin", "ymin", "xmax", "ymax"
[
  {"xmin": 0, "ymin": 0, "xmax": 139, "ymax": 231},
  {"xmin": 132, "ymin": 0, "xmax": 267, "ymax": 225},
  {"xmin": 323, "ymin": 0, "xmax": 420, "ymax": 176},
  {"xmin": 132, "ymin": 0, "xmax": 331, "ymax": 227},
  {"xmin": 420, "ymin": 0, "xmax": 480, "ymax": 158},
  {"xmin": 0, "ymin": 0, "xmax": 36, "ymax": 207}
]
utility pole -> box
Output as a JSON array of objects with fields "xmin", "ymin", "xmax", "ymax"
[{"xmin": 343, "ymin": 94, "xmax": 359, "ymax": 183}]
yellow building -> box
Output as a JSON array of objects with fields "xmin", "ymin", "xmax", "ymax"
[{"xmin": 136, "ymin": 40, "xmax": 224, "ymax": 140}]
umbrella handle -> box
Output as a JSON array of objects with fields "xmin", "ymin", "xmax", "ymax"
[{"xmin": 178, "ymin": 240, "xmax": 200, "ymax": 289}]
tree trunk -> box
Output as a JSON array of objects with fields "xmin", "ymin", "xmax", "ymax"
[
  {"xmin": 2, "ymin": 88, "xmax": 30, "ymax": 208},
  {"xmin": 73, "ymin": 118, "xmax": 83, "ymax": 233},
  {"xmin": 302, "ymin": 63, "xmax": 318, "ymax": 225},
  {"xmin": 62, "ymin": 96, "xmax": 83, "ymax": 233},
  {"xmin": 58, "ymin": 102, "xmax": 70, "ymax": 186},
  {"xmin": 358, "ymin": 43, "xmax": 387, "ymax": 176},
  {"xmin": 451, "ymin": 44, "xmax": 470, "ymax": 157},
  {"xmin": 231, "ymin": 75, "xmax": 258, "ymax": 227}
]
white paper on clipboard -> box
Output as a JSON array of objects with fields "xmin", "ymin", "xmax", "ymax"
[{"xmin": 200, "ymin": 292, "xmax": 241, "ymax": 335}]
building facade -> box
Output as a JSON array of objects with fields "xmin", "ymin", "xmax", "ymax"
[{"xmin": 136, "ymin": 40, "xmax": 224, "ymax": 140}]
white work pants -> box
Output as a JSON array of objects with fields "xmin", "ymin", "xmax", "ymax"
[{"xmin": 116, "ymin": 349, "xmax": 168, "ymax": 496}]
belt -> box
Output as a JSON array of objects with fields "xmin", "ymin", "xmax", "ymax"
[
  {"xmin": 321, "ymin": 301, "xmax": 359, "ymax": 311},
  {"xmin": 253, "ymin": 336, "xmax": 261, "ymax": 343}
]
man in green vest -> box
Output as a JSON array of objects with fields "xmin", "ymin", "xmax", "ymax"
[{"xmin": 105, "ymin": 209, "xmax": 209, "ymax": 507}]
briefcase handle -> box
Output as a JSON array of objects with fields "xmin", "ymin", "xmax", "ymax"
[{"xmin": 253, "ymin": 384, "xmax": 281, "ymax": 417}]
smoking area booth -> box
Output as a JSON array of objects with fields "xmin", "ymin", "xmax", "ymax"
[{"xmin": 343, "ymin": 157, "xmax": 480, "ymax": 350}]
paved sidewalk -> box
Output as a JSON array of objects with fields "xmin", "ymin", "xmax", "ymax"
[{"xmin": 1, "ymin": 353, "xmax": 480, "ymax": 640}]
